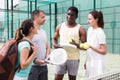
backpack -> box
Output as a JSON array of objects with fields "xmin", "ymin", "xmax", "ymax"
[{"xmin": 0, "ymin": 38, "xmax": 33, "ymax": 80}]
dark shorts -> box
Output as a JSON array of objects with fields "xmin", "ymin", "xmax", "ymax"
[{"xmin": 28, "ymin": 65, "xmax": 48, "ymax": 80}]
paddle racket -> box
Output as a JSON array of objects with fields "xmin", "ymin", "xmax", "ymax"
[
  {"xmin": 60, "ymin": 43, "xmax": 77, "ymax": 49},
  {"xmin": 45, "ymin": 48, "xmax": 67, "ymax": 65}
]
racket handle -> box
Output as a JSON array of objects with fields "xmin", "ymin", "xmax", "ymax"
[
  {"xmin": 45, "ymin": 56, "xmax": 54, "ymax": 65},
  {"xmin": 45, "ymin": 56, "xmax": 51, "ymax": 63}
]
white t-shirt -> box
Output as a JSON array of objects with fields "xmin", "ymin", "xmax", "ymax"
[{"xmin": 86, "ymin": 27, "xmax": 106, "ymax": 78}]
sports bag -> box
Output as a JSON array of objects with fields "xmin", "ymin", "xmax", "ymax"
[{"xmin": 0, "ymin": 39, "xmax": 33, "ymax": 80}]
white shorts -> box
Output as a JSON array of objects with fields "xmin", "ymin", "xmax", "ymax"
[{"xmin": 55, "ymin": 60, "xmax": 80, "ymax": 76}]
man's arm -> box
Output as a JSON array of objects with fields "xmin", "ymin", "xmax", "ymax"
[
  {"xmin": 75, "ymin": 26, "xmax": 86, "ymax": 49},
  {"xmin": 52, "ymin": 24, "xmax": 62, "ymax": 48},
  {"xmin": 45, "ymin": 40, "xmax": 50, "ymax": 57},
  {"xmin": 79, "ymin": 26, "xmax": 87, "ymax": 43}
]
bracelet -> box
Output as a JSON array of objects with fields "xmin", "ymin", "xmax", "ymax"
[{"xmin": 33, "ymin": 57, "xmax": 37, "ymax": 63}]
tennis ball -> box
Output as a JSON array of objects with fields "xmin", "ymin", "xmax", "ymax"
[
  {"xmin": 83, "ymin": 43, "xmax": 89, "ymax": 50},
  {"xmin": 69, "ymin": 37, "xmax": 74, "ymax": 43},
  {"xmin": 69, "ymin": 39, "xmax": 72, "ymax": 43},
  {"xmin": 80, "ymin": 43, "xmax": 84, "ymax": 48}
]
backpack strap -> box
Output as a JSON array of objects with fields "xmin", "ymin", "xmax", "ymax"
[{"xmin": 15, "ymin": 39, "xmax": 33, "ymax": 72}]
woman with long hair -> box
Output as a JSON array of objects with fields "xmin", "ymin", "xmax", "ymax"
[
  {"xmin": 13, "ymin": 19, "xmax": 37, "ymax": 80},
  {"xmin": 85, "ymin": 10, "xmax": 107, "ymax": 78}
]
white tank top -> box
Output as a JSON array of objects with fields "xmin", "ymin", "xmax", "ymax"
[{"xmin": 59, "ymin": 22, "xmax": 81, "ymax": 60}]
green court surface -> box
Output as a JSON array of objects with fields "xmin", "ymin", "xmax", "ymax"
[{"xmin": 48, "ymin": 50, "xmax": 120, "ymax": 80}]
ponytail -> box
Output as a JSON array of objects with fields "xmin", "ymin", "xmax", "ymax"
[
  {"xmin": 98, "ymin": 11, "xmax": 104, "ymax": 28},
  {"xmin": 15, "ymin": 28, "xmax": 24, "ymax": 41}
]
